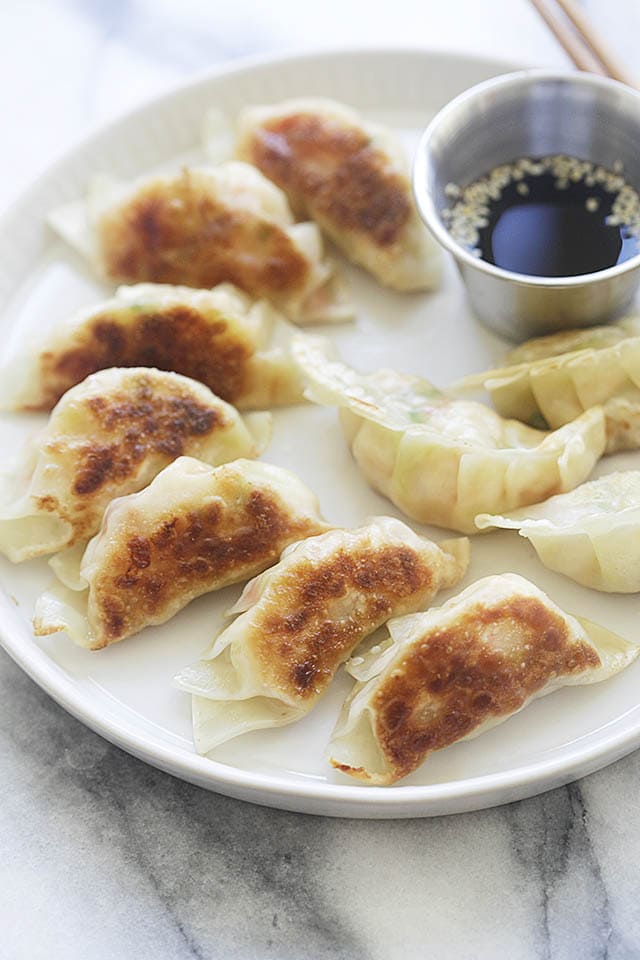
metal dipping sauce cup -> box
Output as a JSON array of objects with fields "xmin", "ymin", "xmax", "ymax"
[{"xmin": 413, "ymin": 70, "xmax": 640, "ymax": 342}]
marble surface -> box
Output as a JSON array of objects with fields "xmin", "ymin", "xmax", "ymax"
[{"xmin": 3, "ymin": 2, "xmax": 640, "ymax": 958}]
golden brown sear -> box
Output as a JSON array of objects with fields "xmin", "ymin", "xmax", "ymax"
[
  {"xmin": 72, "ymin": 381, "xmax": 220, "ymax": 497},
  {"xmin": 88, "ymin": 486, "xmax": 326, "ymax": 647},
  {"xmin": 247, "ymin": 114, "xmax": 411, "ymax": 247},
  {"xmin": 372, "ymin": 597, "xmax": 600, "ymax": 782},
  {"xmin": 38, "ymin": 372, "xmax": 226, "ymax": 543},
  {"xmin": 98, "ymin": 169, "xmax": 310, "ymax": 294},
  {"xmin": 253, "ymin": 544, "xmax": 435, "ymax": 700},
  {"xmin": 37, "ymin": 305, "xmax": 252, "ymax": 412}
]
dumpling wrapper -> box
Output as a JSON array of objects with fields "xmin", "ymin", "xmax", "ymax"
[
  {"xmin": 329, "ymin": 573, "xmax": 638, "ymax": 785},
  {"xmin": 0, "ymin": 283, "xmax": 305, "ymax": 412},
  {"xmin": 175, "ymin": 516, "xmax": 470, "ymax": 753},
  {"xmin": 293, "ymin": 337, "xmax": 606, "ymax": 534},
  {"xmin": 0, "ymin": 367, "xmax": 270, "ymax": 562},
  {"xmin": 505, "ymin": 314, "xmax": 640, "ymax": 365},
  {"xmin": 33, "ymin": 457, "xmax": 329, "ymax": 650},
  {"xmin": 231, "ymin": 97, "xmax": 441, "ymax": 292},
  {"xmin": 453, "ymin": 333, "xmax": 640, "ymax": 454},
  {"xmin": 48, "ymin": 162, "xmax": 353, "ymax": 326},
  {"xmin": 476, "ymin": 471, "xmax": 640, "ymax": 593}
]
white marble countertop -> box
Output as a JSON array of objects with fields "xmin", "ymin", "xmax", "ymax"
[{"xmin": 3, "ymin": 2, "xmax": 640, "ymax": 957}]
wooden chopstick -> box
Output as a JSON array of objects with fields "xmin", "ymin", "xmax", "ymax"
[
  {"xmin": 528, "ymin": 0, "xmax": 637, "ymax": 88},
  {"xmin": 552, "ymin": 0, "xmax": 636, "ymax": 85}
]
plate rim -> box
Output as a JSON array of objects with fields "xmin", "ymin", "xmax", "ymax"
[{"xmin": 4, "ymin": 43, "xmax": 636, "ymax": 819}]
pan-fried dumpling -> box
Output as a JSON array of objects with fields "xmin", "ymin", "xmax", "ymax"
[
  {"xmin": 453, "ymin": 335, "xmax": 640, "ymax": 453},
  {"xmin": 231, "ymin": 98, "xmax": 440, "ymax": 292},
  {"xmin": 505, "ymin": 314, "xmax": 640, "ymax": 365},
  {"xmin": 48, "ymin": 163, "xmax": 353, "ymax": 325},
  {"xmin": 175, "ymin": 517, "xmax": 470, "ymax": 753},
  {"xmin": 476, "ymin": 471, "xmax": 640, "ymax": 593},
  {"xmin": 0, "ymin": 368, "xmax": 270, "ymax": 562},
  {"xmin": 293, "ymin": 337, "xmax": 606, "ymax": 534},
  {"xmin": 329, "ymin": 574, "xmax": 638, "ymax": 785},
  {"xmin": 0, "ymin": 283, "xmax": 304, "ymax": 412},
  {"xmin": 33, "ymin": 457, "xmax": 329, "ymax": 649}
]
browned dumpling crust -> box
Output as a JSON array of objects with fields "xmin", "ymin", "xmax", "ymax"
[
  {"xmin": 0, "ymin": 368, "xmax": 269, "ymax": 563},
  {"xmin": 15, "ymin": 284, "xmax": 304, "ymax": 413},
  {"xmin": 84, "ymin": 463, "xmax": 329, "ymax": 648},
  {"xmin": 245, "ymin": 113, "xmax": 411, "ymax": 250},
  {"xmin": 370, "ymin": 596, "xmax": 598, "ymax": 781},
  {"xmin": 175, "ymin": 519, "xmax": 470, "ymax": 754},
  {"xmin": 329, "ymin": 575, "xmax": 637, "ymax": 785},
  {"xmin": 253, "ymin": 539, "xmax": 450, "ymax": 702},
  {"xmin": 69, "ymin": 383, "xmax": 216, "ymax": 500},
  {"xmin": 97, "ymin": 169, "xmax": 311, "ymax": 296},
  {"xmin": 37, "ymin": 299, "xmax": 251, "ymax": 411},
  {"xmin": 234, "ymin": 99, "xmax": 441, "ymax": 291},
  {"xmin": 49, "ymin": 164, "xmax": 352, "ymax": 325},
  {"xmin": 51, "ymin": 378, "xmax": 220, "ymax": 517},
  {"xmin": 33, "ymin": 457, "xmax": 329, "ymax": 649}
]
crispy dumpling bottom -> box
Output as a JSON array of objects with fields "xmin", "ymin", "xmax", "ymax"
[
  {"xmin": 176, "ymin": 518, "xmax": 470, "ymax": 753},
  {"xmin": 33, "ymin": 456, "xmax": 330, "ymax": 649},
  {"xmin": 0, "ymin": 367, "xmax": 270, "ymax": 563},
  {"xmin": 0, "ymin": 282, "xmax": 306, "ymax": 413},
  {"xmin": 48, "ymin": 163, "xmax": 354, "ymax": 326},
  {"xmin": 329, "ymin": 574, "xmax": 638, "ymax": 785},
  {"xmin": 230, "ymin": 97, "xmax": 441, "ymax": 292}
]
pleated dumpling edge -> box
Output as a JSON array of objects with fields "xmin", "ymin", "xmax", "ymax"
[
  {"xmin": 292, "ymin": 335, "xmax": 606, "ymax": 534},
  {"xmin": 476, "ymin": 471, "xmax": 640, "ymax": 593}
]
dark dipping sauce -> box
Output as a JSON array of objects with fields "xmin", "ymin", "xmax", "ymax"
[{"xmin": 445, "ymin": 154, "xmax": 640, "ymax": 278}]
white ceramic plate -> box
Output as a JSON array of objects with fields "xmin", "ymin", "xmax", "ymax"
[{"xmin": 1, "ymin": 47, "xmax": 639, "ymax": 819}]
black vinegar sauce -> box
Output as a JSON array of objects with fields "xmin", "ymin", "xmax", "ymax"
[{"xmin": 445, "ymin": 155, "xmax": 640, "ymax": 278}]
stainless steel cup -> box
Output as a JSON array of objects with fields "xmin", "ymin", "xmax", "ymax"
[{"xmin": 413, "ymin": 70, "xmax": 640, "ymax": 341}]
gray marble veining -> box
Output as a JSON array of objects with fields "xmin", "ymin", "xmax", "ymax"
[
  {"xmin": 4, "ymin": 648, "xmax": 640, "ymax": 960},
  {"xmin": 3, "ymin": 1, "xmax": 640, "ymax": 958}
]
